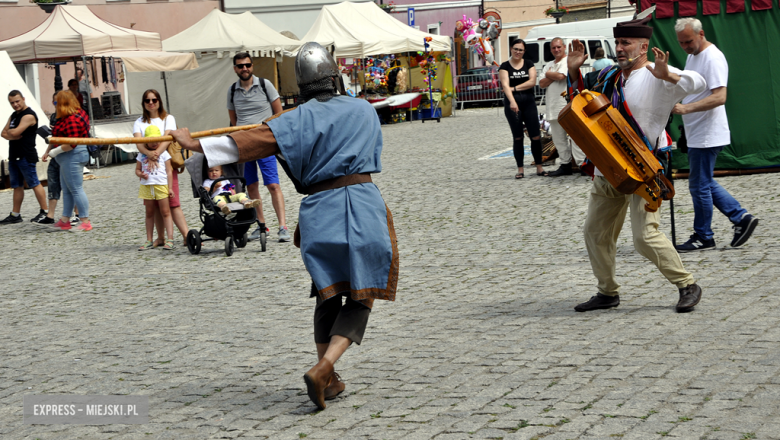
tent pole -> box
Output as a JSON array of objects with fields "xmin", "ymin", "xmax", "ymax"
[
  {"xmin": 81, "ymin": 56, "xmax": 100, "ymax": 169},
  {"xmin": 162, "ymin": 72, "xmax": 171, "ymax": 113},
  {"xmin": 81, "ymin": 57, "xmax": 95, "ymax": 135}
]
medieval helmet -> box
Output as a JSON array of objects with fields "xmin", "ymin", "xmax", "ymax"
[{"xmin": 295, "ymin": 42, "xmax": 339, "ymax": 87}]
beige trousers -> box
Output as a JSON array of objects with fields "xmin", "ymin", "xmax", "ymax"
[
  {"xmin": 583, "ymin": 177, "xmax": 695, "ymax": 296},
  {"xmin": 548, "ymin": 119, "xmax": 585, "ymax": 166}
]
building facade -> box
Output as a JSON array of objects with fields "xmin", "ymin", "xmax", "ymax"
[
  {"xmin": 485, "ymin": 0, "xmax": 635, "ymax": 64},
  {"xmin": 0, "ymin": 0, "xmax": 218, "ymax": 112}
]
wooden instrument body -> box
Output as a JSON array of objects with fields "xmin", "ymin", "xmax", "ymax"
[{"xmin": 558, "ymin": 90, "xmax": 674, "ymax": 212}]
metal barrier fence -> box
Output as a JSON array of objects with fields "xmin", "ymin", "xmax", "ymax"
[
  {"xmin": 454, "ymin": 73, "xmax": 503, "ymax": 110},
  {"xmin": 454, "ymin": 73, "xmax": 549, "ymax": 110}
]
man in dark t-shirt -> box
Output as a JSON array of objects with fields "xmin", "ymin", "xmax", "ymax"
[{"xmin": 1, "ymin": 90, "xmax": 48, "ymax": 224}]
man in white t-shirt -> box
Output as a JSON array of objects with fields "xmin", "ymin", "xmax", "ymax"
[
  {"xmin": 672, "ymin": 18, "xmax": 758, "ymax": 252},
  {"xmin": 566, "ymin": 17, "xmax": 706, "ymax": 313},
  {"xmin": 540, "ymin": 38, "xmax": 585, "ymax": 176}
]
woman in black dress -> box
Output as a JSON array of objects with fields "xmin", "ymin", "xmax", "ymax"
[{"xmin": 498, "ymin": 39, "xmax": 546, "ymax": 178}]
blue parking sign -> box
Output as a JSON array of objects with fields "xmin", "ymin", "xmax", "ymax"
[{"xmin": 408, "ymin": 8, "xmax": 415, "ymax": 26}]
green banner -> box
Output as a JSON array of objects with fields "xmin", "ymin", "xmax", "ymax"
[{"xmin": 646, "ymin": 0, "xmax": 780, "ymax": 169}]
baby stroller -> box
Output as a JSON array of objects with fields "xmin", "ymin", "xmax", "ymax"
[{"xmin": 184, "ymin": 153, "xmax": 267, "ymax": 256}]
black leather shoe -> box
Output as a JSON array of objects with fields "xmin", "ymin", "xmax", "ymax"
[
  {"xmin": 574, "ymin": 293, "xmax": 620, "ymax": 312},
  {"xmin": 547, "ymin": 163, "xmax": 573, "ymax": 177},
  {"xmin": 676, "ymin": 283, "xmax": 702, "ymax": 313}
]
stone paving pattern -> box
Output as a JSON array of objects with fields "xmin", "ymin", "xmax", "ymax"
[{"xmin": 2, "ymin": 108, "xmax": 779, "ymax": 439}]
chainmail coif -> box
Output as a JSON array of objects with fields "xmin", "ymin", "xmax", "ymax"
[{"xmin": 299, "ymin": 77, "xmax": 338, "ymax": 103}]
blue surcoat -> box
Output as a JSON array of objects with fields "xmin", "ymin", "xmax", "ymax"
[{"xmin": 265, "ymin": 96, "xmax": 398, "ymax": 304}]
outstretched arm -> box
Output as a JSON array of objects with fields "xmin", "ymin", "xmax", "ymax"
[
  {"xmin": 171, "ymin": 125, "xmax": 280, "ymax": 168},
  {"xmin": 170, "ymin": 128, "xmax": 204, "ymax": 153},
  {"xmin": 645, "ymin": 47, "xmax": 681, "ymax": 84}
]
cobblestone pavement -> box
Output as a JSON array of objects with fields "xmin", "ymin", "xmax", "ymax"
[{"xmin": 2, "ymin": 108, "xmax": 780, "ymax": 440}]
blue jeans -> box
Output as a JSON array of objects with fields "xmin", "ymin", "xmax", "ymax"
[
  {"xmin": 687, "ymin": 146, "xmax": 746, "ymax": 240},
  {"xmin": 8, "ymin": 157, "xmax": 41, "ymax": 188},
  {"xmin": 57, "ymin": 145, "xmax": 90, "ymax": 218}
]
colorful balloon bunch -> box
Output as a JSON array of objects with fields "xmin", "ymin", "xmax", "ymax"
[{"xmin": 454, "ymin": 15, "xmax": 498, "ymax": 66}]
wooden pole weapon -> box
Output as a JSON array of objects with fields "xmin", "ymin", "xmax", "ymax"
[{"xmin": 48, "ymin": 124, "xmax": 262, "ymax": 145}]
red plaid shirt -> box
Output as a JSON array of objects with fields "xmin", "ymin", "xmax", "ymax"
[{"xmin": 52, "ymin": 109, "xmax": 90, "ymax": 139}]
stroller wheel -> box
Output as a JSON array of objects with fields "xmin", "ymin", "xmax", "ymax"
[
  {"xmin": 260, "ymin": 232, "xmax": 267, "ymax": 252},
  {"xmin": 236, "ymin": 232, "xmax": 248, "ymax": 248},
  {"xmin": 187, "ymin": 230, "xmax": 201, "ymax": 255},
  {"xmin": 225, "ymin": 236, "xmax": 235, "ymax": 256}
]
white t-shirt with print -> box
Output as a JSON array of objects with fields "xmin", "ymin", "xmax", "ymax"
[
  {"xmin": 681, "ymin": 45, "xmax": 730, "ymax": 149},
  {"xmin": 133, "ymin": 115, "xmax": 177, "ymax": 138},
  {"xmin": 137, "ymin": 150, "xmax": 172, "ymax": 186}
]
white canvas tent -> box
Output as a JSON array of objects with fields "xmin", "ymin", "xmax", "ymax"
[
  {"xmin": 127, "ymin": 10, "xmax": 300, "ymax": 136},
  {"xmin": 163, "ymin": 9, "xmax": 300, "ymax": 56},
  {"xmin": 0, "ymin": 51, "xmax": 49, "ymax": 181},
  {"xmin": 300, "ymin": 1, "xmax": 451, "ymax": 58},
  {"xmin": 0, "ymin": 5, "xmax": 197, "ymax": 72}
]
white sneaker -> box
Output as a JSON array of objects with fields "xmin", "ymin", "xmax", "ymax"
[{"xmin": 278, "ymin": 226, "xmax": 291, "ymax": 242}]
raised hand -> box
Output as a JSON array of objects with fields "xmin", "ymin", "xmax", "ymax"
[
  {"xmin": 646, "ymin": 47, "xmax": 671, "ymax": 81},
  {"xmin": 567, "ymin": 39, "xmax": 589, "ymax": 72}
]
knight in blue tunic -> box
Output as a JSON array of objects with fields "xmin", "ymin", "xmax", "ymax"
[{"xmin": 172, "ymin": 42, "xmax": 398, "ymax": 411}]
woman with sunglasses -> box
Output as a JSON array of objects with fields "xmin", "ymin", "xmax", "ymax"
[
  {"xmin": 498, "ymin": 39, "xmax": 546, "ymax": 179},
  {"xmin": 132, "ymin": 89, "xmax": 189, "ymax": 247}
]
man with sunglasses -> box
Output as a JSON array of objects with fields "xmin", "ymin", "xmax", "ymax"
[{"xmin": 228, "ymin": 52, "xmax": 290, "ymax": 243}]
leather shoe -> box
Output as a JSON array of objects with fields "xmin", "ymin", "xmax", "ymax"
[
  {"xmin": 574, "ymin": 293, "xmax": 620, "ymax": 312},
  {"xmin": 303, "ymin": 358, "xmax": 334, "ymax": 410},
  {"xmin": 547, "ymin": 163, "xmax": 573, "ymax": 177},
  {"xmin": 676, "ymin": 283, "xmax": 702, "ymax": 313},
  {"xmin": 324, "ymin": 372, "xmax": 346, "ymax": 400}
]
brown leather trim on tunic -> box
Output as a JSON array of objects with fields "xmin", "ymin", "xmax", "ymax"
[
  {"xmin": 228, "ymin": 108, "xmax": 296, "ymax": 164},
  {"xmin": 305, "ymin": 173, "xmax": 372, "ymax": 195},
  {"xmin": 317, "ymin": 203, "xmax": 399, "ymax": 307}
]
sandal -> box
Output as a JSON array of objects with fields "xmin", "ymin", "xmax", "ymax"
[
  {"xmin": 138, "ymin": 241, "xmax": 154, "ymax": 251},
  {"xmin": 163, "ymin": 239, "xmax": 175, "ymax": 251},
  {"xmin": 152, "ymin": 239, "xmax": 165, "ymax": 248},
  {"xmin": 515, "ymin": 172, "xmax": 524, "ymax": 179},
  {"xmin": 537, "ymin": 171, "xmax": 550, "ymax": 177}
]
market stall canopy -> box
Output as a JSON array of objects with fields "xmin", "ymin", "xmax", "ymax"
[
  {"xmin": 0, "ymin": 5, "xmax": 197, "ymax": 72},
  {"xmin": 163, "ymin": 9, "xmax": 300, "ymax": 56},
  {"xmin": 300, "ymin": 1, "xmax": 450, "ymax": 58}
]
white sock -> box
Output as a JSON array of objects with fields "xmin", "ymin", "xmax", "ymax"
[{"xmin": 11, "ymin": 212, "xmax": 20, "ymax": 217}]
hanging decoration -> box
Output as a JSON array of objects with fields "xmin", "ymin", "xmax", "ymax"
[{"xmin": 455, "ymin": 14, "xmax": 499, "ymax": 66}]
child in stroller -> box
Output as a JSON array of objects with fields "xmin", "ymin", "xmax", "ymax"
[
  {"xmin": 184, "ymin": 153, "xmax": 267, "ymax": 255},
  {"xmin": 203, "ymin": 165, "xmax": 262, "ymax": 215}
]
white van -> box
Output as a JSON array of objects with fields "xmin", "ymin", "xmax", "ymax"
[
  {"xmin": 525, "ymin": 16, "xmax": 632, "ymax": 41},
  {"xmin": 524, "ymin": 36, "xmax": 617, "ymax": 76},
  {"xmin": 521, "ymin": 15, "xmax": 632, "ymax": 76}
]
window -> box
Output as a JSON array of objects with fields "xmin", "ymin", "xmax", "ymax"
[
  {"xmin": 427, "ymin": 24, "xmax": 439, "ymax": 35},
  {"xmin": 544, "ymin": 39, "xmax": 589, "ymax": 62},
  {"xmin": 588, "ymin": 40, "xmax": 603, "ymax": 57},
  {"xmin": 524, "ymin": 42, "xmax": 540, "ymax": 64}
]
